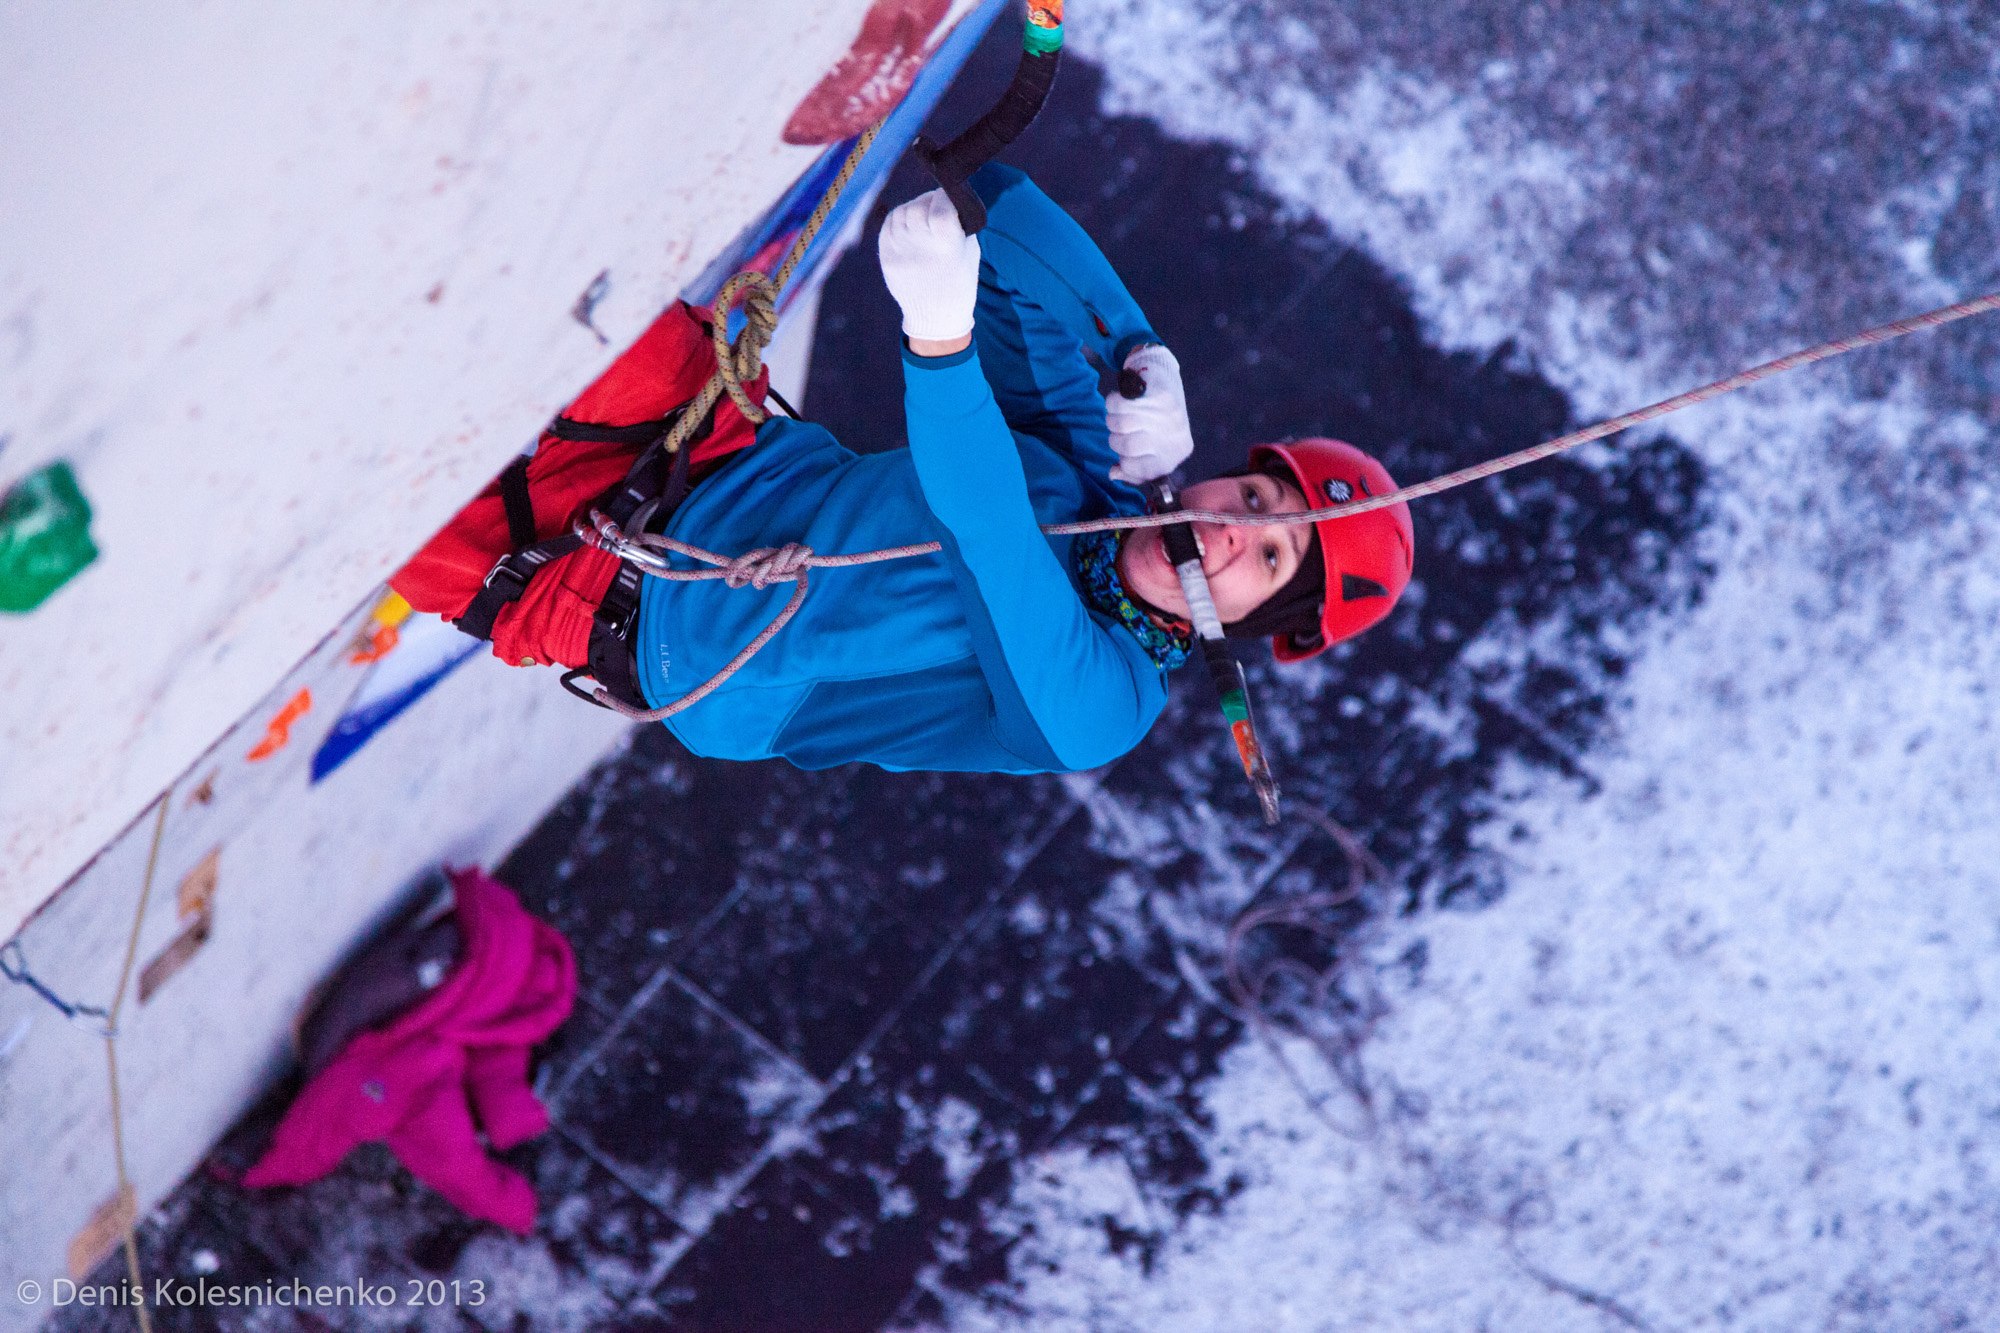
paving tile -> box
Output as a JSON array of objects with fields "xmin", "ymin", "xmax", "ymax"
[
  {"xmin": 663, "ymin": 1031, "xmax": 1044, "ymax": 1332},
  {"xmin": 804, "ymin": 1033, "xmax": 1025, "ymax": 1210},
  {"xmin": 862, "ymin": 814, "xmax": 1184, "ymax": 1127},
  {"xmin": 671, "ymin": 766, "xmax": 1075, "ymax": 1080},
  {"xmin": 498, "ymin": 741, "xmax": 803, "ymax": 1014},
  {"xmin": 395, "ymin": 1134, "xmax": 694, "ymax": 1330},
  {"xmin": 506, "ymin": 745, "xmax": 1074, "ymax": 1023},
  {"xmin": 672, "ymin": 882, "xmax": 951, "ymax": 1084},
  {"xmin": 650, "ymin": 1159, "xmax": 939, "ymax": 1333},
  {"xmin": 724, "ymin": 825, "xmax": 1192, "ymax": 1234},
  {"xmin": 632, "ymin": 817, "xmax": 1197, "ymax": 1329},
  {"xmin": 548, "ymin": 969, "xmax": 822, "ymax": 1235},
  {"xmin": 527, "ymin": 985, "xmax": 624, "ymax": 1104},
  {"xmin": 1099, "ymin": 990, "xmax": 1241, "ymax": 1114}
]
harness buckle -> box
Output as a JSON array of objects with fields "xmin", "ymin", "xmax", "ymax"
[
  {"xmin": 480, "ymin": 558, "xmax": 532, "ymax": 599},
  {"xmin": 559, "ymin": 668, "xmax": 614, "ymax": 709}
]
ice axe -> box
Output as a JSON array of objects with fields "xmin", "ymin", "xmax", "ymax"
[
  {"xmin": 913, "ymin": 1, "xmax": 1065, "ymax": 235},
  {"xmin": 1120, "ymin": 375, "xmax": 1283, "ymax": 825},
  {"xmin": 912, "ymin": 2, "xmax": 1279, "ymax": 821}
]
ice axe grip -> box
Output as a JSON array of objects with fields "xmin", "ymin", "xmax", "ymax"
[
  {"xmin": 1146, "ymin": 444, "xmax": 1283, "ymax": 825},
  {"xmin": 913, "ymin": 10, "xmax": 1063, "ymax": 234}
]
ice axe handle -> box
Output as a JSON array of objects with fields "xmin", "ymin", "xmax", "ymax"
[
  {"xmin": 913, "ymin": 36, "xmax": 1062, "ymax": 235},
  {"xmin": 1144, "ymin": 474, "xmax": 1202, "ymax": 574},
  {"xmin": 1144, "ymin": 479, "xmax": 1285, "ymax": 827},
  {"xmin": 911, "ymin": 138, "xmax": 990, "ymax": 235}
]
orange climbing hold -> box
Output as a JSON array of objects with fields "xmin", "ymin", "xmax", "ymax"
[
  {"xmin": 349, "ymin": 590, "xmax": 413, "ymax": 665},
  {"xmin": 246, "ymin": 689, "xmax": 313, "ymax": 762}
]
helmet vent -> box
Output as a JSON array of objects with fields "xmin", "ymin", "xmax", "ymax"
[{"xmin": 1340, "ymin": 573, "xmax": 1388, "ymax": 602}]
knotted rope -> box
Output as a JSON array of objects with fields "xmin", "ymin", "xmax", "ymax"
[
  {"xmin": 656, "ymin": 123, "xmax": 884, "ymax": 460},
  {"xmin": 722, "ymin": 542, "xmax": 815, "ymax": 589},
  {"xmin": 574, "ymin": 513, "xmax": 944, "ymax": 721},
  {"xmin": 584, "ymin": 273, "xmax": 2000, "ymax": 722}
]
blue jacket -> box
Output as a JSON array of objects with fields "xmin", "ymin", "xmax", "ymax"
[{"xmin": 633, "ymin": 166, "xmax": 1171, "ymax": 773}]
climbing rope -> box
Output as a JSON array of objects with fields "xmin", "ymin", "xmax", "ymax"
[
  {"xmin": 573, "ymin": 510, "xmax": 941, "ymax": 720},
  {"xmin": 1063, "ymin": 287, "xmax": 2000, "ymax": 535},
  {"xmin": 577, "ymin": 287, "xmax": 2000, "ymax": 721},
  {"xmin": 657, "ymin": 122, "xmax": 885, "ymax": 460},
  {"xmin": 1222, "ymin": 805, "xmax": 1390, "ymax": 1138},
  {"xmin": 108, "ymin": 793, "xmax": 169, "ymax": 1332}
]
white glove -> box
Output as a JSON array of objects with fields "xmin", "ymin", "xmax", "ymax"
[
  {"xmin": 1106, "ymin": 343, "xmax": 1195, "ymax": 484},
  {"xmin": 877, "ymin": 189, "xmax": 982, "ymax": 342}
]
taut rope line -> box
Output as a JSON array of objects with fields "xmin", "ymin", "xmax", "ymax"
[
  {"xmin": 580, "ymin": 280, "xmax": 2000, "ymax": 721},
  {"xmin": 1058, "ymin": 287, "xmax": 2000, "ymax": 535},
  {"xmin": 104, "ymin": 792, "xmax": 170, "ymax": 1333}
]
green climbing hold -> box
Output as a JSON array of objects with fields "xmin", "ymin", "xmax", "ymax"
[{"xmin": 0, "ymin": 461, "xmax": 98, "ymax": 612}]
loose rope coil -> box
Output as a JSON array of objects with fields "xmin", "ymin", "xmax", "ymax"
[
  {"xmin": 1223, "ymin": 805, "xmax": 1390, "ymax": 1138},
  {"xmin": 578, "ymin": 287, "xmax": 2000, "ymax": 721}
]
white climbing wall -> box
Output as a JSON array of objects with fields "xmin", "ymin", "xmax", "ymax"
[
  {"xmin": 0, "ymin": 0, "xmax": 979, "ymax": 941},
  {"xmin": 0, "ymin": 0, "xmax": 996, "ymax": 1312},
  {"xmin": 0, "ymin": 621, "xmax": 633, "ymax": 1329}
]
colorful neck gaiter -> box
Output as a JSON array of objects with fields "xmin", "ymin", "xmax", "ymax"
[{"xmin": 1072, "ymin": 529, "xmax": 1193, "ymax": 672}]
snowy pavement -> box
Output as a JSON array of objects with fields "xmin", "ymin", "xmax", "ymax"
[
  {"xmin": 53, "ymin": 5, "xmax": 2000, "ymax": 1331},
  {"xmin": 962, "ymin": 4, "xmax": 2000, "ymax": 1329}
]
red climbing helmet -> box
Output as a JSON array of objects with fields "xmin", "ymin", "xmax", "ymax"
[{"xmin": 1249, "ymin": 438, "xmax": 1416, "ymax": 662}]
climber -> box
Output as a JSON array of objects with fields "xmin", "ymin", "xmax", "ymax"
[{"xmin": 390, "ymin": 165, "xmax": 1414, "ymax": 774}]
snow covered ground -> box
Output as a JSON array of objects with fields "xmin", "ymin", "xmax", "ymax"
[{"xmin": 939, "ymin": 4, "xmax": 2000, "ymax": 1329}]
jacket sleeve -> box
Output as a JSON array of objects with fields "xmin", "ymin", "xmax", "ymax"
[
  {"xmin": 973, "ymin": 163, "xmax": 1158, "ymax": 369},
  {"xmin": 968, "ymin": 164, "xmax": 1159, "ymax": 503},
  {"xmin": 902, "ymin": 342, "xmax": 1161, "ymax": 772}
]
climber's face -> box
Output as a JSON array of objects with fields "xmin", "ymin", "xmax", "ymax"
[{"xmin": 1115, "ymin": 472, "xmax": 1313, "ymax": 625}]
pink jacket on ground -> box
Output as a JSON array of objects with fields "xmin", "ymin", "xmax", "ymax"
[{"xmin": 242, "ymin": 866, "xmax": 576, "ymax": 1233}]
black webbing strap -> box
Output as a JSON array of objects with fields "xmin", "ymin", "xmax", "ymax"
[
  {"xmin": 913, "ymin": 41, "xmax": 1061, "ymax": 235},
  {"xmin": 569, "ymin": 558, "xmax": 648, "ymax": 709},
  {"xmin": 557, "ymin": 436, "xmax": 690, "ymax": 707},
  {"xmin": 497, "ymin": 455, "xmax": 537, "ymax": 549},
  {"xmin": 545, "ymin": 397, "xmax": 715, "ymax": 449},
  {"xmin": 453, "ymin": 536, "xmax": 584, "ymax": 646},
  {"xmin": 456, "ymin": 453, "xmax": 564, "ymax": 644},
  {"xmin": 654, "ymin": 435, "xmax": 694, "ymax": 520},
  {"xmin": 452, "ymin": 399, "xmax": 719, "ymax": 648},
  {"xmin": 544, "ymin": 416, "xmax": 676, "ymax": 446}
]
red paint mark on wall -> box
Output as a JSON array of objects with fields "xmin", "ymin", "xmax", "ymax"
[
  {"xmin": 783, "ymin": 0, "xmax": 953, "ymax": 144},
  {"xmin": 246, "ymin": 688, "xmax": 313, "ymax": 762}
]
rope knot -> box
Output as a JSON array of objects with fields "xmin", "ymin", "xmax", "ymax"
[
  {"xmin": 710, "ymin": 270, "xmax": 781, "ymax": 423},
  {"xmin": 722, "ymin": 543, "xmax": 813, "ymax": 590}
]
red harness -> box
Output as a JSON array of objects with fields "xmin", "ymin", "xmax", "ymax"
[{"xmin": 389, "ymin": 302, "xmax": 766, "ymax": 684}]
